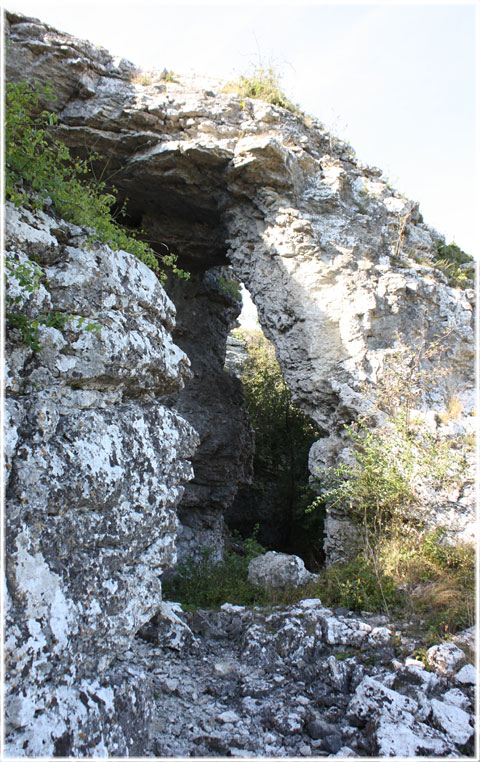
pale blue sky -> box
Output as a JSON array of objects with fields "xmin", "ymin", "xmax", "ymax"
[{"xmin": 3, "ymin": 1, "xmax": 477, "ymax": 254}]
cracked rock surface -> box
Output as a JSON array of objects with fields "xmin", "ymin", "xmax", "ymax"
[
  {"xmin": 132, "ymin": 601, "xmax": 476, "ymax": 757},
  {"xmin": 4, "ymin": 204, "xmax": 198, "ymax": 756},
  {"xmin": 5, "ymin": 10, "xmax": 475, "ymax": 564}
]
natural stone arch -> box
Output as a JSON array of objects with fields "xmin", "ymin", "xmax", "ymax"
[
  {"xmin": 6, "ymin": 10, "xmax": 475, "ymax": 562},
  {"xmin": 4, "ymin": 14, "xmax": 476, "ymax": 755}
]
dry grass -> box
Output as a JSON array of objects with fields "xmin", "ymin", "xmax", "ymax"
[
  {"xmin": 378, "ymin": 528, "xmax": 475, "ymax": 638},
  {"xmin": 130, "ymin": 69, "xmax": 178, "ymax": 87},
  {"xmin": 439, "ymin": 393, "xmax": 464, "ymax": 424}
]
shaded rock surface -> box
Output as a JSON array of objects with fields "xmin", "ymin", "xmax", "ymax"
[
  {"xmin": 164, "ymin": 269, "xmax": 254, "ymax": 561},
  {"xmin": 4, "ymin": 12, "xmax": 477, "ymax": 756},
  {"xmin": 4, "ymin": 203, "xmax": 198, "ymax": 755},
  {"xmin": 131, "ymin": 600, "xmax": 475, "ymax": 757}
]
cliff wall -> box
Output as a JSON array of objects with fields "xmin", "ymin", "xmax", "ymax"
[{"xmin": 4, "ymin": 202, "xmax": 198, "ymax": 754}]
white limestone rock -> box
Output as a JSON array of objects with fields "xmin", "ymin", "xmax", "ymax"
[
  {"xmin": 374, "ymin": 717, "xmax": 454, "ymax": 757},
  {"xmin": 426, "ymin": 642, "xmax": 466, "ymax": 677},
  {"xmin": 347, "ymin": 676, "xmax": 418, "ymax": 723},
  {"xmin": 430, "ymin": 697, "xmax": 473, "ymax": 745},
  {"xmin": 4, "ymin": 203, "xmax": 199, "ymax": 755},
  {"xmin": 248, "ymin": 551, "xmax": 318, "ymax": 589},
  {"xmin": 454, "ymin": 664, "xmax": 476, "ymax": 685}
]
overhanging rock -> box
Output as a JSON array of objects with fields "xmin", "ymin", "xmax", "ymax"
[{"xmin": 6, "ymin": 10, "xmax": 475, "ymax": 552}]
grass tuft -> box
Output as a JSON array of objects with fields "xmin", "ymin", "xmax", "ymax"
[{"xmin": 224, "ymin": 66, "xmax": 301, "ymax": 115}]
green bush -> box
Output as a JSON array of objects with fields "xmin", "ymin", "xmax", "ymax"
[
  {"xmin": 311, "ymin": 555, "xmax": 403, "ymax": 613},
  {"xmin": 5, "ymin": 79, "xmax": 188, "ymax": 282},
  {"xmin": 224, "ymin": 66, "xmax": 300, "ymax": 114},
  {"xmin": 311, "ymin": 337, "xmax": 469, "ymax": 538},
  {"xmin": 307, "ymin": 336, "xmax": 474, "ymax": 629},
  {"xmin": 433, "ymin": 242, "xmax": 474, "ymax": 288},
  {"xmin": 163, "ymin": 531, "xmax": 269, "ymax": 609}
]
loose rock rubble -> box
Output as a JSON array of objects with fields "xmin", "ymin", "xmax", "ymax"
[{"xmin": 132, "ymin": 600, "xmax": 476, "ymax": 757}]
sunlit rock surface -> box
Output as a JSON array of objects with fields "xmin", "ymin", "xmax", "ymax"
[
  {"xmin": 4, "ymin": 203, "xmax": 198, "ymax": 755},
  {"xmin": 4, "ymin": 12, "xmax": 476, "ymax": 754},
  {"xmin": 133, "ymin": 600, "xmax": 475, "ymax": 757}
]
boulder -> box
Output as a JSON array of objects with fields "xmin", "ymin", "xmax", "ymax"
[
  {"xmin": 426, "ymin": 642, "xmax": 466, "ymax": 677},
  {"xmin": 248, "ymin": 551, "xmax": 319, "ymax": 588}
]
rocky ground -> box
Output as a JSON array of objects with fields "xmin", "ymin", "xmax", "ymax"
[{"xmin": 118, "ymin": 599, "xmax": 477, "ymax": 757}]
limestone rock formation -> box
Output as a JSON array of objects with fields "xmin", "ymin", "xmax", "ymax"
[
  {"xmin": 6, "ymin": 11, "xmax": 475, "ymax": 565},
  {"xmin": 165, "ymin": 269, "xmax": 254, "ymax": 562},
  {"xmin": 4, "ymin": 202, "xmax": 198, "ymax": 755},
  {"xmin": 4, "ymin": 12, "xmax": 476, "ymax": 754}
]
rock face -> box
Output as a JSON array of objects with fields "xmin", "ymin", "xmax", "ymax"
[
  {"xmin": 165, "ymin": 269, "xmax": 254, "ymax": 562},
  {"xmin": 5, "ymin": 10, "xmax": 475, "ymax": 565},
  {"xmin": 4, "ymin": 202, "xmax": 198, "ymax": 755}
]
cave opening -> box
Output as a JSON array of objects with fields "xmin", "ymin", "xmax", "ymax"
[
  {"xmin": 86, "ymin": 167, "xmax": 327, "ymax": 571},
  {"xmin": 224, "ymin": 283, "xmax": 325, "ymax": 572}
]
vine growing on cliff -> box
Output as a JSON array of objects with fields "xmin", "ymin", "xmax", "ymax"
[{"xmin": 5, "ymin": 79, "xmax": 189, "ymax": 282}]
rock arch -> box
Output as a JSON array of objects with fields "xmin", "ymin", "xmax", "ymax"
[
  {"xmin": 4, "ymin": 13, "xmax": 475, "ymax": 754},
  {"xmin": 6, "ymin": 11, "xmax": 474, "ymax": 561}
]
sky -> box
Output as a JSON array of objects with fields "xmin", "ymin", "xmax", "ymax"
[{"xmin": 3, "ymin": 0, "xmax": 478, "ymax": 257}]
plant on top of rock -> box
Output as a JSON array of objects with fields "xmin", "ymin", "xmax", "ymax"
[
  {"xmin": 432, "ymin": 241, "xmax": 475, "ymax": 288},
  {"xmin": 5, "ymin": 79, "xmax": 188, "ymax": 282},
  {"xmin": 224, "ymin": 66, "xmax": 300, "ymax": 114}
]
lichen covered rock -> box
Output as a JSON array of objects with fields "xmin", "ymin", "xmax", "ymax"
[{"xmin": 4, "ymin": 203, "xmax": 199, "ymax": 755}]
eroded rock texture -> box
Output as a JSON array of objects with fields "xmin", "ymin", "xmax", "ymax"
[
  {"xmin": 6, "ymin": 11, "xmax": 475, "ymax": 565},
  {"xmin": 4, "ymin": 12, "xmax": 476, "ymax": 754},
  {"xmin": 4, "ymin": 203, "xmax": 198, "ymax": 755},
  {"xmin": 165, "ymin": 270, "xmax": 254, "ymax": 561}
]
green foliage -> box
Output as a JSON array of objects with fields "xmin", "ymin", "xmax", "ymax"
[
  {"xmin": 5, "ymin": 79, "xmax": 189, "ymax": 282},
  {"xmin": 307, "ymin": 336, "xmax": 474, "ymax": 630},
  {"xmin": 224, "ymin": 66, "xmax": 300, "ymax": 114},
  {"xmin": 237, "ymin": 331, "xmax": 323, "ymax": 563},
  {"xmin": 163, "ymin": 530, "xmax": 269, "ymax": 609},
  {"xmin": 8, "ymin": 310, "xmax": 101, "ymax": 353},
  {"xmin": 315, "ymin": 415, "xmax": 466, "ymax": 537},
  {"xmin": 5, "ymin": 257, "xmax": 43, "ymax": 297},
  {"xmin": 311, "ymin": 337, "xmax": 468, "ymax": 538},
  {"xmin": 218, "ymin": 276, "xmax": 242, "ymax": 301},
  {"xmin": 5, "ymin": 253, "xmax": 101, "ymax": 351},
  {"xmin": 433, "ymin": 242, "xmax": 474, "ymax": 288},
  {"xmin": 311, "ymin": 555, "xmax": 403, "ymax": 613}
]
